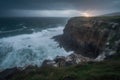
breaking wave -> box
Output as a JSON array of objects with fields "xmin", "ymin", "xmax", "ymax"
[{"xmin": 0, "ymin": 26, "xmax": 71, "ymax": 70}]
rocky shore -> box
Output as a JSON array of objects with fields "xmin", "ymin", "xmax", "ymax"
[
  {"xmin": 43, "ymin": 16, "xmax": 120, "ymax": 67},
  {"xmin": 42, "ymin": 53, "xmax": 93, "ymax": 67},
  {"xmin": 0, "ymin": 16, "xmax": 120, "ymax": 80}
]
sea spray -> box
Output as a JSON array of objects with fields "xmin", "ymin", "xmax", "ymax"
[{"xmin": 0, "ymin": 26, "xmax": 72, "ymax": 70}]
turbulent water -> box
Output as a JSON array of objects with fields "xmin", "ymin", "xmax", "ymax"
[{"xmin": 0, "ymin": 17, "xmax": 71, "ymax": 70}]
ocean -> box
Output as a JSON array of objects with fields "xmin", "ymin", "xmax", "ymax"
[{"xmin": 0, "ymin": 17, "xmax": 71, "ymax": 70}]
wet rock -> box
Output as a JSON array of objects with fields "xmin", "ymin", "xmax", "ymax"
[
  {"xmin": 65, "ymin": 53, "xmax": 92, "ymax": 66},
  {"xmin": 42, "ymin": 53, "xmax": 93, "ymax": 67},
  {"xmin": 0, "ymin": 67, "xmax": 20, "ymax": 80},
  {"xmin": 42, "ymin": 60, "xmax": 57, "ymax": 67},
  {"xmin": 54, "ymin": 56, "xmax": 66, "ymax": 67},
  {"xmin": 54, "ymin": 56, "xmax": 66, "ymax": 62}
]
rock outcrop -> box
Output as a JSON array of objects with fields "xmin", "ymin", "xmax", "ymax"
[
  {"xmin": 54, "ymin": 17, "xmax": 120, "ymax": 59},
  {"xmin": 0, "ymin": 68, "xmax": 20, "ymax": 80},
  {"xmin": 42, "ymin": 53, "xmax": 93, "ymax": 67}
]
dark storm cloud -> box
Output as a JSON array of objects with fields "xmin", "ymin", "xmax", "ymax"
[
  {"xmin": 0, "ymin": 0, "xmax": 120, "ymax": 17},
  {"xmin": 0, "ymin": 0, "xmax": 120, "ymax": 10}
]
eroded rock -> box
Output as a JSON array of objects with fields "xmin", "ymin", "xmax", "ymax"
[{"xmin": 42, "ymin": 53, "xmax": 93, "ymax": 67}]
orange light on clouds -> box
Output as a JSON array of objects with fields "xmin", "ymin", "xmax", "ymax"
[{"xmin": 82, "ymin": 12, "xmax": 91, "ymax": 17}]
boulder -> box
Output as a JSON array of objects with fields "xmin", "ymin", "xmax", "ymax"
[
  {"xmin": 41, "ymin": 53, "xmax": 93, "ymax": 67},
  {"xmin": 41, "ymin": 60, "xmax": 57, "ymax": 67},
  {"xmin": 54, "ymin": 56, "xmax": 66, "ymax": 67},
  {"xmin": 65, "ymin": 53, "xmax": 92, "ymax": 66}
]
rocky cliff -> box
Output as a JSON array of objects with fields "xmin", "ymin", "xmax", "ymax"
[
  {"xmin": 54, "ymin": 16, "xmax": 120, "ymax": 59},
  {"xmin": 42, "ymin": 16, "xmax": 120, "ymax": 67}
]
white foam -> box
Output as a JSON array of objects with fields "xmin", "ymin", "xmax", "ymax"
[
  {"xmin": 0, "ymin": 26, "xmax": 72, "ymax": 70},
  {"xmin": 0, "ymin": 28, "xmax": 24, "ymax": 34}
]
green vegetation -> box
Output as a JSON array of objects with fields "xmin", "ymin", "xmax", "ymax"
[
  {"xmin": 95, "ymin": 16, "xmax": 120, "ymax": 22},
  {"xmin": 10, "ymin": 57, "xmax": 120, "ymax": 80}
]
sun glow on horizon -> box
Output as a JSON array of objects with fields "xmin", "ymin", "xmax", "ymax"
[{"xmin": 82, "ymin": 12, "xmax": 92, "ymax": 17}]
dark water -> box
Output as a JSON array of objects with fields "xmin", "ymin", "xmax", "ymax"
[
  {"xmin": 0, "ymin": 17, "xmax": 68, "ymax": 38},
  {"xmin": 0, "ymin": 17, "xmax": 71, "ymax": 70}
]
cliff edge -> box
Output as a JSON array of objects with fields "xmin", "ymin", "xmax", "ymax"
[{"xmin": 54, "ymin": 16, "xmax": 120, "ymax": 59}]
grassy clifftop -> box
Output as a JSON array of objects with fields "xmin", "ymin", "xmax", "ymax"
[{"xmin": 10, "ymin": 55, "xmax": 120, "ymax": 80}]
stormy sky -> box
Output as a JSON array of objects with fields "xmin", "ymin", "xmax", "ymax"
[{"xmin": 0, "ymin": 0, "xmax": 120, "ymax": 17}]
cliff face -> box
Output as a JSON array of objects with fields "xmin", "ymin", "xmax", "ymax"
[
  {"xmin": 63, "ymin": 17, "xmax": 108, "ymax": 58},
  {"xmin": 55, "ymin": 17, "xmax": 120, "ymax": 59}
]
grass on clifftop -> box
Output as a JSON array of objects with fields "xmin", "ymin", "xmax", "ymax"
[
  {"xmin": 95, "ymin": 16, "xmax": 120, "ymax": 22},
  {"xmin": 10, "ymin": 55, "xmax": 120, "ymax": 80}
]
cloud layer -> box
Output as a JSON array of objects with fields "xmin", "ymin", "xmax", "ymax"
[{"xmin": 0, "ymin": 0, "xmax": 120, "ymax": 17}]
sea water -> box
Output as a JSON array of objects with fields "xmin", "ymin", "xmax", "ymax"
[{"xmin": 0, "ymin": 17, "xmax": 72, "ymax": 70}]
